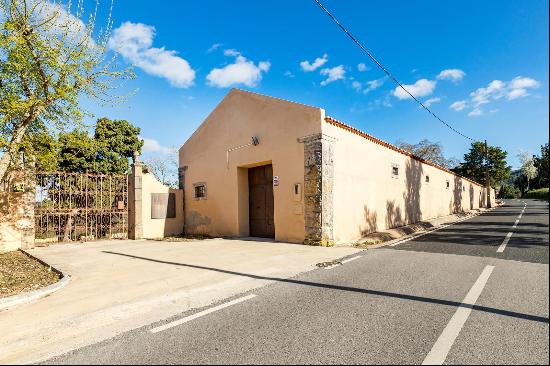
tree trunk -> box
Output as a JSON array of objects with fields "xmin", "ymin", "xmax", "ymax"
[{"xmin": 0, "ymin": 112, "xmax": 40, "ymax": 187}]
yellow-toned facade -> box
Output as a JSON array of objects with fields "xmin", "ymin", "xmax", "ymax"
[{"xmin": 179, "ymin": 89, "xmax": 495, "ymax": 244}]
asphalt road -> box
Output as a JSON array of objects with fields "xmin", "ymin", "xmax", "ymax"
[{"xmin": 44, "ymin": 199, "xmax": 549, "ymax": 365}]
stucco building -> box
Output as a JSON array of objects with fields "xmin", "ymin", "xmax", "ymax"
[{"xmin": 178, "ymin": 89, "xmax": 494, "ymax": 245}]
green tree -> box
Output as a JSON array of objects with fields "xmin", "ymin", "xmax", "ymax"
[
  {"xmin": 453, "ymin": 141, "xmax": 511, "ymax": 187},
  {"xmin": 0, "ymin": 0, "xmax": 133, "ymax": 186},
  {"xmin": 26, "ymin": 130, "xmax": 59, "ymax": 171},
  {"xmin": 57, "ymin": 130, "xmax": 97, "ymax": 172},
  {"xmin": 498, "ymin": 184, "xmax": 521, "ymax": 199},
  {"xmin": 94, "ymin": 118, "xmax": 143, "ymax": 174},
  {"xmin": 534, "ymin": 143, "xmax": 549, "ymax": 188}
]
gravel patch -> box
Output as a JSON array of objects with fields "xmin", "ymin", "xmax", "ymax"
[{"xmin": 0, "ymin": 250, "xmax": 60, "ymax": 298}]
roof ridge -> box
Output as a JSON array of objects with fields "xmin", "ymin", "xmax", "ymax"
[
  {"xmin": 230, "ymin": 88, "xmax": 322, "ymax": 111},
  {"xmin": 324, "ymin": 116, "xmax": 484, "ymax": 188}
]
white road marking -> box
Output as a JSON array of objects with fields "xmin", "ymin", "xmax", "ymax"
[
  {"xmin": 341, "ymin": 255, "xmax": 362, "ymax": 264},
  {"xmin": 324, "ymin": 255, "xmax": 363, "ymax": 270},
  {"xmin": 422, "ymin": 265, "xmax": 495, "ymax": 365},
  {"xmin": 512, "ymin": 219, "xmax": 520, "ymax": 229},
  {"xmin": 149, "ymin": 294, "xmax": 257, "ymax": 334},
  {"xmin": 497, "ymin": 232, "xmax": 513, "ymax": 253}
]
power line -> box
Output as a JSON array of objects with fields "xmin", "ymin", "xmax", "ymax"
[{"xmin": 313, "ymin": 0, "xmax": 476, "ymax": 142}]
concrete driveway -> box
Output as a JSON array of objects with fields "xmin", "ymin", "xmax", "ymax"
[{"xmin": 0, "ymin": 238, "xmax": 359, "ymax": 364}]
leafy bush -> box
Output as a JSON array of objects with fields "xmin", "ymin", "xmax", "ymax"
[
  {"xmin": 498, "ymin": 184, "xmax": 521, "ymax": 199},
  {"xmin": 523, "ymin": 188, "xmax": 549, "ymax": 201}
]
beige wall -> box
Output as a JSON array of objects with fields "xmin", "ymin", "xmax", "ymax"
[
  {"xmin": 140, "ymin": 172, "xmax": 184, "ymax": 239},
  {"xmin": 178, "ymin": 89, "xmax": 495, "ymax": 245},
  {"xmin": 323, "ymin": 120, "xmax": 495, "ymax": 244},
  {"xmin": 179, "ymin": 89, "xmax": 323, "ymax": 243}
]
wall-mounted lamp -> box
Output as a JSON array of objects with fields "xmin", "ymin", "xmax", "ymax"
[{"xmin": 226, "ymin": 136, "xmax": 260, "ymax": 168}]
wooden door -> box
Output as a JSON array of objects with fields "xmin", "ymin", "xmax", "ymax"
[{"xmin": 248, "ymin": 165, "xmax": 275, "ymax": 238}]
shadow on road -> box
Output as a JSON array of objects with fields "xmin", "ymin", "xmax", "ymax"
[{"xmin": 102, "ymin": 250, "xmax": 549, "ymax": 325}]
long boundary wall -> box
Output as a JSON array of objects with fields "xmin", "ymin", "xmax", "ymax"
[{"xmin": 323, "ymin": 117, "xmax": 495, "ymax": 244}]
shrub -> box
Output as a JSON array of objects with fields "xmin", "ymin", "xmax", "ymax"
[
  {"xmin": 498, "ymin": 184, "xmax": 521, "ymax": 199},
  {"xmin": 523, "ymin": 188, "xmax": 549, "ymax": 201}
]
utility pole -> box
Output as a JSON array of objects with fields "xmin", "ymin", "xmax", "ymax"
[{"xmin": 485, "ymin": 140, "xmax": 492, "ymax": 208}]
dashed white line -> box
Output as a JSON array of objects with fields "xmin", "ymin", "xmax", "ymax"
[
  {"xmin": 341, "ymin": 255, "xmax": 362, "ymax": 264},
  {"xmin": 497, "ymin": 232, "xmax": 514, "ymax": 253},
  {"xmin": 422, "ymin": 265, "xmax": 495, "ymax": 365},
  {"xmin": 324, "ymin": 255, "xmax": 363, "ymax": 270},
  {"xmin": 149, "ymin": 294, "xmax": 257, "ymax": 334}
]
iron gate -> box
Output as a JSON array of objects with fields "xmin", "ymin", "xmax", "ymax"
[{"xmin": 35, "ymin": 172, "xmax": 128, "ymax": 243}]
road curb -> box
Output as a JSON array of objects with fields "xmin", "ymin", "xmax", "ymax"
[
  {"xmin": 358, "ymin": 204, "xmax": 502, "ymax": 250},
  {"xmin": 0, "ymin": 250, "xmax": 71, "ymax": 311}
]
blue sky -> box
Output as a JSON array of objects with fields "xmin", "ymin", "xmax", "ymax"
[{"xmin": 84, "ymin": 0, "xmax": 548, "ymax": 168}]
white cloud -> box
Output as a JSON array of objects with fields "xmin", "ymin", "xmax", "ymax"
[
  {"xmin": 468, "ymin": 77, "xmax": 540, "ymax": 106},
  {"xmin": 449, "ymin": 76, "xmax": 539, "ymax": 117},
  {"xmin": 21, "ymin": 0, "xmax": 97, "ymax": 49},
  {"xmin": 424, "ymin": 97, "xmax": 441, "ymax": 107},
  {"xmin": 393, "ymin": 79, "xmax": 436, "ymax": 100},
  {"xmin": 506, "ymin": 88, "xmax": 528, "ymax": 100},
  {"xmin": 437, "ymin": 69, "xmax": 465, "ymax": 82},
  {"xmin": 352, "ymin": 81, "xmax": 362, "ymax": 91},
  {"xmin": 284, "ymin": 71, "xmax": 295, "ymax": 78},
  {"xmin": 450, "ymin": 100, "xmax": 468, "ymax": 111},
  {"xmin": 508, "ymin": 76, "xmax": 540, "ymax": 90},
  {"xmin": 469, "ymin": 80, "xmax": 506, "ymax": 106},
  {"xmin": 109, "ymin": 22, "xmax": 195, "ymax": 88},
  {"xmin": 506, "ymin": 76, "xmax": 540, "ymax": 100},
  {"xmin": 363, "ymin": 78, "xmax": 385, "ymax": 94},
  {"xmin": 223, "ymin": 49, "xmax": 241, "ymax": 57},
  {"xmin": 357, "ymin": 63, "xmax": 368, "ymax": 72},
  {"xmin": 206, "ymin": 52, "xmax": 270, "ymax": 88},
  {"xmin": 300, "ymin": 54, "xmax": 328, "ymax": 72},
  {"xmin": 142, "ymin": 137, "xmax": 173, "ymax": 154},
  {"xmin": 207, "ymin": 43, "xmax": 222, "ymax": 53},
  {"xmin": 320, "ymin": 65, "xmax": 346, "ymax": 86},
  {"xmin": 467, "ymin": 108, "xmax": 484, "ymax": 117}
]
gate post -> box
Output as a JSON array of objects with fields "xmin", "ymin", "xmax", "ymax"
[
  {"xmin": 128, "ymin": 160, "xmax": 143, "ymax": 240},
  {"xmin": 20, "ymin": 183, "xmax": 35, "ymax": 250}
]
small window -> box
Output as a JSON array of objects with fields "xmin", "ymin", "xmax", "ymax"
[
  {"xmin": 193, "ymin": 182, "xmax": 207, "ymax": 200},
  {"xmin": 391, "ymin": 164, "xmax": 399, "ymax": 179},
  {"xmin": 425, "ymin": 175, "xmax": 430, "ymax": 183},
  {"xmin": 446, "ymin": 180, "xmax": 450, "ymax": 189}
]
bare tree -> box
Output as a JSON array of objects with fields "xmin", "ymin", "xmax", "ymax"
[
  {"xmin": 396, "ymin": 139, "xmax": 459, "ymax": 169},
  {"xmin": 143, "ymin": 149, "xmax": 178, "ymax": 187}
]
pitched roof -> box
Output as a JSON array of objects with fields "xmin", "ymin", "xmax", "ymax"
[{"xmin": 324, "ymin": 116, "xmax": 485, "ymax": 188}]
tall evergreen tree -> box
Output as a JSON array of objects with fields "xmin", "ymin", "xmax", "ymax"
[{"xmin": 453, "ymin": 141, "xmax": 511, "ymax": 187}]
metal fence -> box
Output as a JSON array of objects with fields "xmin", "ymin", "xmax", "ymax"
[{"xmin": 34, "ymin": 172, "xmax": 128, "ymax": 243}]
